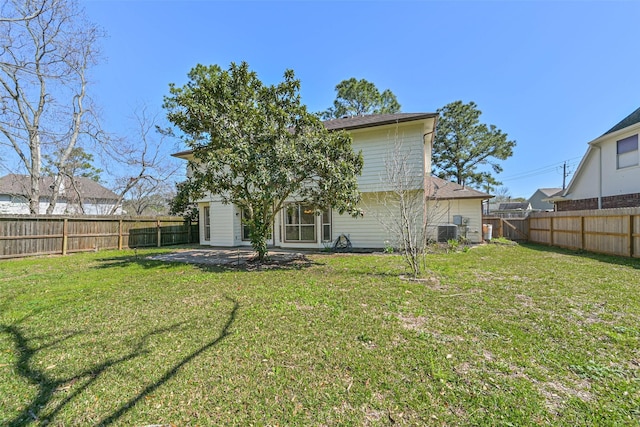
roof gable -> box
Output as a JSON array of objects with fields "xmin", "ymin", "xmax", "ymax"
[
  {"xmin": 535, "ymin": 188, "xmax": 562, "ymax": 197},
  {"xmin": 603, "ymin": 106, "xmax": 640, "ymax": 136}
]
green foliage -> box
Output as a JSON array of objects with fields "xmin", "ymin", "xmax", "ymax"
[
  {"xmin": 383, "ymin": 240, "xmax": 395, "ymax": 254},
  {"xmin": 43, "ymin": 146, "xmax": 102, "ymax": 182},
  {"xmin": 432, "ymin": 101, "xmax": 515, "ymax": 188},
  {"xmin": 163, "ymin": 62, "xmax": 363, "ymax": 260},
  {"xmin": 320, "ymin": 77, "xmax": 401, "ymax": 119},
  {"xmin": 169, "ymin": 181, "xmax": 198, "ymax": 221}
]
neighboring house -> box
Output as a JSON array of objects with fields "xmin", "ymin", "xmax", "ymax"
[
  {"xmin": 528, "ymin": 188, "xmax": 562, "ymax": 211},
  {"xmin": 488, "ymin": 201, "xmax": 532, "ymax": 218},
  {"xmin": 173, "ymin": 113, "xmax": 492, "ymax": 249},
  {"xmin": 551, "ymin": 106, "xmax": 640, "ymax": 211},
  {"xmin": 0, "ymin": 174, "xmax": 123, "ymax": 215}
]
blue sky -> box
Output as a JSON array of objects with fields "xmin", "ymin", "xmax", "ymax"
[{"xmin": 82, "ymin": 0, "xmax": 640, "ymax": 199}]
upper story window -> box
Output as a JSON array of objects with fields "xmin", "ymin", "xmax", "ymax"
[{"xmin": 617, "ymin": 134, "xmax": 638, "ymax": 169}]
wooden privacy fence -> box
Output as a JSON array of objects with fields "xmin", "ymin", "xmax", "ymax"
[
  {"xmin": 528, "ymin": 208, "xmax": 640, "ymax": 258},
  {"xmin": 482, "ymin": 217, "xmax": 529, "ymax": 242},
  {"xmin": 485, "ymin": 207, "xmax": 640, "ymax": 258},
  {"xmin": 0, "ymin": 215, "xmax": 199, "ymax": 259}
]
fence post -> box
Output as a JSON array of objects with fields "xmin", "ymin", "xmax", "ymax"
[
  {"xmin": 628, "ymin": 215, "xmax": 634, "ymax": 257},
  {"xmin": 549, "ymin": 216, "xmax": 554, "ymax": 246},
  {"xmin": 157, "ymin": 219, "xmax": 162, "ymax": 248},
  {"xmin": 187, "ymin": 219, "xmax": 192, "ymax": 243},
  {"xmin": 118, "ymin": 219, "xmax": 123, "ymax": 250},
  {"xmin": 62, "ymin": 218, "xmax": 68, "ymax": 255},
  {"xmin": 580, "ymin": 215, "xmax": 585, "ymax": 251}
]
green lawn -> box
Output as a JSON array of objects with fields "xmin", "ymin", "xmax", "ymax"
[{"xmin": 1, "ymin": 243, "xmax": 639, "ymax": 426}]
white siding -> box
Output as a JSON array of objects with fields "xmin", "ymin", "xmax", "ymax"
[
  {"xmin": 600, "ymin": 131, "xmax": 640, "ymax": 196},
  {"xmin": 332, "ymin": 193, "xmax": 484, "ymax": 248},
  {"xmin": 425, "ymin": 198, "xmax": 484, "ymax": 243},
  {"xmin": 209, "ymin": 201, "xmax": 235, "ymax": 246},
  {"xmin": 332, "ymin": 193, "xmax": 395, "ymax": 248},
  {"xmin": 567, "ymin": 126, "xmax": 640, "ymax": 201},
  {"xmin": 565, "ymin": 147, "xmax": 600, "ymax": 200},
  {"xmin": 351, "ymin": 122, "xmax": 431, "ymax": 192},
  {"xmin": 0, "ymin": 198, "xmax": 120, "ymax": 215}
]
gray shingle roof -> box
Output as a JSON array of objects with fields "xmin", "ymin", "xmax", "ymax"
[
  {"xmin": 426, "ymin": 176, "xmax": 491, "ymax": 200},
  {"xmin": 172, "ymin": 113, "xmax": 438, "ymax": 158},
  {"xmin": 603, "ymin": 106, "xmax": 640, "ymax": 135},
  {"xmin": 0, "ymin": 174, "xmax": 118, "ymax": 200},
  {"xmin": 537, "ymin": 188, "xmax": 563, "ymax": 197},
  {"xmin": 323, "ymin": 113, "xmax": 437, "ymax": 131}
]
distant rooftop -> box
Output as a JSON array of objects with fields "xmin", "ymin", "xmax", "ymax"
[
  {"xmin": 536, "ymin": 188, "xmax": 563, "ymax": 197},
  {"xmin": 0, "ymin": 174, "xmax": 118, "ymax": 200}
]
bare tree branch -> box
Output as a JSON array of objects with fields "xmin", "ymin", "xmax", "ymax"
[{"xmin": 0, "ymin": 0, "xmax": 103, "ymax": 214}]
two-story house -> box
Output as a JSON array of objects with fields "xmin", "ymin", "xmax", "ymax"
[
  {"xmin": 173, "ymin": 113, "xmax": 491, "ymax": 249},
  {"xmin": 552, "ymin": 106, "xmax": 640, "ymax": 211}
]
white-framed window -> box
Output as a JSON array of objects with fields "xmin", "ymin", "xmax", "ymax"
[
  {"xmin": 241, "ymin": 209, "xmax": 250, "ymax": 241},
  {"xmin": 284, "ymin": 203, "xmax": 316, "ymax": 242},
  {"xmin": 203, "ymin": 206, "xmax": 211, "ymax": 241},
  {"xmin": 321, "ymin": 209, "xmax": 332, "ymax": 242},
  {"xmin": 617, "ymin": 134, "xmax": 638, "ymax": 169}
]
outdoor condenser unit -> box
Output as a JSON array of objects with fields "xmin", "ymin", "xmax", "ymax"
[{"xmin": 437, "ymin": 224, "xmax": 459, "ymax": 242}]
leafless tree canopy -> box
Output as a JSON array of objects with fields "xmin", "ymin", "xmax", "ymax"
[
  {"xmin": 0, "ymin": 0, "xmax": 102, "ymax": 213},
  {"xmin": 372, "ymin": 130, "xmax": 448, "ymax": 278},
  {"xmin": 99, "ymin": 106, "xmax": 180, "ymax": 215}
]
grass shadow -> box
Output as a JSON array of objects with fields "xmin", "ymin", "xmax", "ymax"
[
  {"xmin": 1, "ymin": 297, "xmax": 238, "ymax": 426},
  {"xmin": 520, "ymin": 242, "xmax": 640, "ymax": 269}
]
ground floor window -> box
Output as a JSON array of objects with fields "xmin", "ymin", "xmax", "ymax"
[
  {"xmin": 284, "ymin": 203, "xmax": 316, "ymax": 242},
  {"xmin": 203, "ymin": 206, "xmax": 211, "ymax": 241},
  {"xmin": 322, "ymin": 209, "xmax": 332, "ymax": 242},
  {"xmin": 241, "ymin": 209, "xmax": 250, "ymax": 241},
  {"xmin": 283, "ymin": 204, "xmax": 331, "ymax": 243}
]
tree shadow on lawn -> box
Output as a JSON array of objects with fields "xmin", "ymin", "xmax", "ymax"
[
  {"xmin": 1, "ymin": 297, "xmax": 238, "ymax": 426},
  {"xmin": 520, "ymin": 242, "xmax": 640, "ymax": 269},
  {"xmin": 93, "ymin": 251, "xmax": 320, "ymax": 273}
]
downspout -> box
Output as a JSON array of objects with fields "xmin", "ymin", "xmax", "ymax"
[
  {"xmin": 596, "ymin": 145, "xmax": 602, "ymax": 209},
  {"xmin": 423, "ymin": 115, "xmax": 438, "ymax": 237}
]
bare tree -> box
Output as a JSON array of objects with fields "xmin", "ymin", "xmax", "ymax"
[
  {"xmin": 0, "ymin": 0, "xmax": 45, "ymax": 22},
  {"xmin": 0, "ymin": 0, "xmax": 102, "ymax": 214},
  {"xmin": 371, "ymin": 131, "xmax": 448, "ymax": 278},
  {"xmin": 101, "ymin": 106, "xmax": 180, "ymax": 215}
]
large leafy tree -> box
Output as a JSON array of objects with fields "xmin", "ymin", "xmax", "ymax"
[
  {"xmin": 320, "ymin": 78, "xmax": 401, "ymax": 119},
  {"xmin": 432, "ymin": 101, "xmax": 515, "ymax": 189},
  {"xmin": 164, "ymin": 62, "xmax": 363, "ymax": 260}
]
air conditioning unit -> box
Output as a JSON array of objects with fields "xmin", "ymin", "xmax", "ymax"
[{"xmin": 437, "ymin": 224, "xmax": 458, "ymax": 242}]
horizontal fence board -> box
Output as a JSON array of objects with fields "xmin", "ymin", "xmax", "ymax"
[
  {"xmin": 486, "ymin": 207, "xmax": 640, "ymax": 258},
  {"xmin": 0, "ymin": 215, "xmax": 199, "ymax": 259}
]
